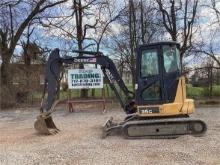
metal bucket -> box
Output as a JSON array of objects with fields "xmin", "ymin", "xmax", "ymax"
[
  {"xmin": 34, "ymin": 100, "xmax": 60, "ymax": 135},
  {"xmin": 34, "ymin": 115, "xmax": 60, "ymax": 135}
]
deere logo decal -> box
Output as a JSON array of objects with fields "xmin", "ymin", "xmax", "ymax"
[{"xmin": 74, "ymin": 58, "xmax": 96, "ymax": 63}]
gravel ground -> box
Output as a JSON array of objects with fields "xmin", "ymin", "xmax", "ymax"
[{"xmin": 0, "ymin": 105, "xmax": 220, "ymax": 165}]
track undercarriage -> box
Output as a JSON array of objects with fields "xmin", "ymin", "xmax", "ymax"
[{"xmin": 102, "ymin": 115, "xmax": 207, "ymax": 139}]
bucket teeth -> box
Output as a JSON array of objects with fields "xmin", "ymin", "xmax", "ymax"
[{"xmin": 34, "ymin": 115, "xmax": 59, "ymax": 135}]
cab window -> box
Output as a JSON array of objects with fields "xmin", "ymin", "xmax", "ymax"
[
  {"xmin": 141, "ymin": 81, "xmax": 161, "ymax": 101},
  {"xmin": 163, "ymin": 45, "xmax": 180, "ymax": 73},
  {"xmin": 141, "ymin": 49, "xmax": 159, "ymax": 77}
]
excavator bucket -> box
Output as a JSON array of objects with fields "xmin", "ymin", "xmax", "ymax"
[
  {"xmin": 34, "ymin": 100, "xmax": 60, "ymax": 135},
  {"xmin": 34, "ymin": 115, "xmax": 60, "ymax": 135}
]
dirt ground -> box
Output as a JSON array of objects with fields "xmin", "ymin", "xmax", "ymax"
[{"xmin": 0, "ymin": 105, "xmax": 220, "ymax": 165}]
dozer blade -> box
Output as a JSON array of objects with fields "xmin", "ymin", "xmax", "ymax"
[
  {"xmin": 34, "ymin": 115, "xmax": 60, "ymax": 135},
  {"xmin": 102, "ymin": 117, "xmax": 123, "ymax": 139}
]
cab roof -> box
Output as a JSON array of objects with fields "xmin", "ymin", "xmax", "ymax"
[{"xmin": 139, "ymin": 41, "xmax": 180, "ymax": 49}]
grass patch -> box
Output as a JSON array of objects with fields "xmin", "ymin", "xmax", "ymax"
[
  {"xmin": 213, "ymin": 85, "xmax": 220, "ymax": 96},
  {"xmin": 186, "ymin": 85, "xmax": 204, "ymax": 97},
  {"xmin": 187, "ymin": 84, "xmax": 220, "ymax": 98},
  {"xmin": 31, "ymin": 84, "xmax": 122, "ymax": 101},
  {"xmin": 32, "ymin": 84, "xmax": 219, "ymax": 101}
]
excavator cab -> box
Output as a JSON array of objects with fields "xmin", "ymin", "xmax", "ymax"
[
  {"xmin": 136, "ymin": 42, "xmax": 181, "ymax": 105},
  {"xmin": 133, "ymin": 42, "xmax": 195, "ymax": 118}
]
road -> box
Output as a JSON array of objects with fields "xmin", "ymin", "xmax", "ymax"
[{"xmin": 0, "ymin": 106, "xmax": 220, "ymax": 165}]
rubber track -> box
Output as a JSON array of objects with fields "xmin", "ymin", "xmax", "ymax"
[{"xmin": 122, "ymin": 117, "xmax": 207, "ymax": 139}]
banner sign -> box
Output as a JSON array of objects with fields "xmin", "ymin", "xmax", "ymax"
[{"xmin": 68, "ymin": 69, "xmax": 103, "ymax": 89}]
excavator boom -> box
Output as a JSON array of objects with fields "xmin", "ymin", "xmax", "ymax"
[{"xmin": 34, "ymin": 49, "xmax": 135, "ymax": 134}]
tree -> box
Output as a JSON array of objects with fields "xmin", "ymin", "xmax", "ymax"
[
  {"xmin": 105, "ymin": 0, "xmax": 162, "ymax": 88},
  {"xmin": 41, "ymin": 0, "xmax": 123, "ymax": 97},
  {"xmin": 0, "ymin": 0, "xmax": 67, "ymax": 86},
  {"xmin": 156, "ymin": 0, "xmax": 199, "ymax": 59},
  {"xmin": 0, "ymin": 0, "xmax": 67, "ymax": 108},
  {"xmin": 73, "ymin": 0, "xmax": 122, "ymax": 97},
  {"xmin": 194, "ymin": 0, "xmax": 220, "ymax": 67},
  {"xmin": 188, "ymin": 0, "xmax": 220, "ymax": 67},
  {"xmin": 204, "ymin": 0, "xmax": 220, "ymax": 25},
  {"xmin": 190, "ymin": 56, "xmax": 220, "ymax": 98},
  {"xmin": 20, "ymin": 24, "xmax": 40, "ymax": 65},
  {"xmin": 192, "ymin": 32, "xmax": 220, "ymax": 67}
]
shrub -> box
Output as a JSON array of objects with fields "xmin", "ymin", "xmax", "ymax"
[{"xmin": 212, "ymin": 85, "xmax": 220, "ymax": 97}]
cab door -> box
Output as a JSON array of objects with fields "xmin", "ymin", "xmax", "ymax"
[
  {"xmin": 135, "ymin": 45, "xmax": 164, "ymax": 105},
  {"xmin": 162, "ymin": 45, "xmax": 181, "ymax": 102}
]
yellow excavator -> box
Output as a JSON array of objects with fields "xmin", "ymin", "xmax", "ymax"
[{"xmin": 34, "ymin": 41, "xmax": 207, "ymax": 138}]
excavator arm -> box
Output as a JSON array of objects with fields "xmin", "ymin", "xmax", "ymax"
[
  {"xmin": 44, "ymin": 49, "xmax": 135, "ymax": 114},
  {"xmin": 34, "ymin": 49, "xmax": 136, "ymax": 135},
  {"xmin": 62, "ymin": 50, "xmax": 135, "ymax": 114}
]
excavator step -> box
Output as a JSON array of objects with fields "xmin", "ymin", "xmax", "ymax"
[{"xmin": 102, "ymin": 117, "xmax": 207, "ymax": 139}]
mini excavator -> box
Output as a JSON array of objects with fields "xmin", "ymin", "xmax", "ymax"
[{"xmin": 34, "ymin": 41, "xmax": 207, "ymax": 138}]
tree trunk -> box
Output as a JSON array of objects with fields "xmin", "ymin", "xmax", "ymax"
[
  {"xmin": 1, "ymin": 47, "xmax": 12, "ymax": 86},
  {"xmin": 0, "ymin": 52, "xmax": 15, "ymax": 108},
  {"xmin": 129, "ymin": 0, "xmax": 137, "ymax": 90},
  {"xmin": 1, "ymin": 60, "xmax": 11, "ymax": 86},
  {"xmin": 74, "ymin": 0, "xmax": 89, "ymax": 98},
  {"xmin": 209, "ymin": 67, "xmax": 213, "ymax": 99}
]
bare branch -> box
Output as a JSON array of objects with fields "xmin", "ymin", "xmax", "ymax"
[{"xmin": 9, "ymin": 0, "xmax": 67, "ymax": 54}]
